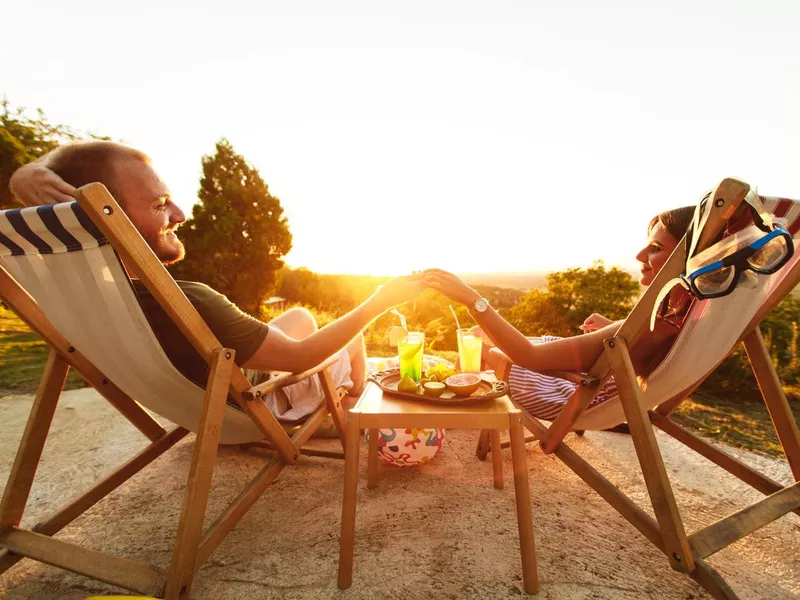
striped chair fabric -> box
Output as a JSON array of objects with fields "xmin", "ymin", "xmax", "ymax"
[{"xmin": 0, "ymin": 202, "xmax": 264, "ymax": 444}]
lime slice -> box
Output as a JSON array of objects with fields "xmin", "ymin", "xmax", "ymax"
[
  {"xmin": 388, "ymin": 325, "xmax": 407, "ymax": 347},
  {"xmin": 397, "ymin": 374, "xmax": 419, "ymax": 393},
  {"xmin": 398, "ymin": 342, "xmax": 423, "ymax": 361}
]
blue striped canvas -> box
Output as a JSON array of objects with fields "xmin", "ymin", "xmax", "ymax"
[{"xmin": 0, "ymin": 202, "xmax": 107, "ymax": 256}]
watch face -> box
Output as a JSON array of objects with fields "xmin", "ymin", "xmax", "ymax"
[{"xmin": 475, "ymin": 298, "xmax": 489, "ymax": 313}]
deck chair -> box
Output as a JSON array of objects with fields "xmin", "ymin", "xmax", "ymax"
[
  {"xmin": 0, "ymin": 183, "xmax": 349, "ymax": 598},
  {"xmin": 476, "ymin": 178, "xmax": 800, "ymax": 599}
]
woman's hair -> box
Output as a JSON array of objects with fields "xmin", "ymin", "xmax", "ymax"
[{"xmin": 648, "ymin": 205, "xmax": 694, "ymax": 241}]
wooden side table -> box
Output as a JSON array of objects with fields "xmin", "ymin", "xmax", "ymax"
[{"xmin": 337, "ymin": 382, "xmax": 539, "ymax": 594}]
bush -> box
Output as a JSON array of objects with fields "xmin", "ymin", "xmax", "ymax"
[{"xmin": 699, "ymin": 296, "xmax": 800, "ymax": 400}]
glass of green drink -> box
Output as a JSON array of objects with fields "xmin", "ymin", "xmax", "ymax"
[
  {"xmin": 457, "ymin": 328, "xmax": 483, "ymax": 373},
  {"xmin": 398, "ymin": 331, "xmax": 425, "ymax": 382}
]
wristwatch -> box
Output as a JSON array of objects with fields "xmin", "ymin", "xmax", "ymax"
[{"xmin": 471, "ymin": 297, "xmax": 490, "ymax": 314}]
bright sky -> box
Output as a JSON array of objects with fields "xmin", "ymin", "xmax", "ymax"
[{"xmin": 4, "ymin": 1, "xmax": 799, "ymax": 276}]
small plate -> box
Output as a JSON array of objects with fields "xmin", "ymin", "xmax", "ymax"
[{"xmin": 369, "ymin": 368, "xmax": 508, "ymax": 404}]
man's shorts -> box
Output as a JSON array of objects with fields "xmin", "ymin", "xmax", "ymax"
[{"xmin": 244, "ymin": 347, "xmax": 353, "ymax": 423}]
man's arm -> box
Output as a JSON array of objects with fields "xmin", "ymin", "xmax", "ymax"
[
  {"xmin": 242, "ymin": 277, "xmax": 422, "ymax": 373},
  {"xmin": 10, "ymin": 152, "xmax": 76, "ymax": 206}
]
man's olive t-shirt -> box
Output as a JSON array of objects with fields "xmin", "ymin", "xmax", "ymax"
[{"xmin": 131, "ymin": 280, "xmax": 268, "ymax": 387}]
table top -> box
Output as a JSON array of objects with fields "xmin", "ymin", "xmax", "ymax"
[{"xmin": 355, "ymin": 381, "xmax": 516, "ymax": 417}]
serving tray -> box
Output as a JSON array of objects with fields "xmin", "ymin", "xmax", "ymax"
[{"xmin": 369, "ymin": 368, "xmax": 509, "ymax": 404}]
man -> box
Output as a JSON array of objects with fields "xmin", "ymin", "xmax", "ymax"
[{"xmin": 10, "ymin": 141, "xmax": 422, "ymax": 421}]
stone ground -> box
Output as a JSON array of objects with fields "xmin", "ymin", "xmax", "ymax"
[{"xmin": 0, "ymin": 388, "xmax": 798, "ymax": 600}]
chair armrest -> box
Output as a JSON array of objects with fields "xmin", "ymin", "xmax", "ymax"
[
  {"xmin": 242, "ymin": 354, "xmax": 340, "ymax": 401},
  {"xmin": 488, "ymin": 348, "xmax": 597, "ymax": 387}
]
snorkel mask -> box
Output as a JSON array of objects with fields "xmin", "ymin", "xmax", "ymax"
[
  {"xmin": 680, "ymin": 223, "xmax": 793, "ymax": 299},
  {"xmin": 650, "ymin": 187, "xmax": 795, "ymax": 331}
]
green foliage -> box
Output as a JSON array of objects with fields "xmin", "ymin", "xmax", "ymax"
[
  {"xmin": 1, "ymin": 98, "xmax": 75, "ymax": 208},
  {"xmin": 0, "ymin": 305, "xmax": 84, "ymax": 393},
  {"xmin": 0, "ymin": 97, "xmax": 107, "ymax": 209},
  {"xmin": 169, "ymin": 139, "xmax": 292, "ymax": 315},
  {"xmin": 700, "ymin": 296, "xmax": 800, "ymax": 397},
  {"xmin": 258, "ymin": 301, "xmax": 342, "ymax": 330},
  {"xmin": 276, "ymin": 267, "xmax": 388, "ymax": 312},
  {"xmin": 507, "ymin": 261, "xmax": 639, "ymax": 337}
]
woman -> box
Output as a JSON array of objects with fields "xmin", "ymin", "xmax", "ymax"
[{"xmin": 422, "ymin": 207, "xmax": 694, "ymax": 421}]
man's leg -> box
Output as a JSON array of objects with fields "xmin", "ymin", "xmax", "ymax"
[
  {"xmin": 268, "ymin": 306, "xmax": 318, "ymax": 339},
  {"xmin": 345, "ymin": 333, "xmax": 367, "ymax": 402},
  {"xmin": 270, "ymin": 306, "xmax": 364, "ymax": 404}
]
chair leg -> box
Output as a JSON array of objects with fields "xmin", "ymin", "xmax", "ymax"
[
  {"xmin": 319, "ymin": 368, "xmax": 347, "ymax": 450},
  {"xmin": 1, "ymin": 349, "xmax": 69, "ymax": 528},
  {"xmin": 164, "ymin": 349, "xmax": 235, "ymax": 600},
  {"xmin": 605, "ymin": 338, "xmax": 695, "ymax": 574},
  {"xmin": 690, "ymin": 558, "xmax": 741, "ymax": 600},
  {"xmin": 742, "ymin": 328, "xmax": 800, "ymax": 480}
]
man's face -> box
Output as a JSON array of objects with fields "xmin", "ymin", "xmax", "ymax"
[{"xmin": 114, "ymin": 159, "xmax": 186, "ymax": 264}]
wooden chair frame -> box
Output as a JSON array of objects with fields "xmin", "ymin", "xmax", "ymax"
[
  {"xmin": 0, "ymin": 183, "xmax": 348, "ymax": 598},
  {"xmin": 476, "ymin": 178, "xmax": 800, "ymax": 599}
]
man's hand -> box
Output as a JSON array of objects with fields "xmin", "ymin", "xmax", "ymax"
[
  {"xmin": 579, "ymin": 313, "xmax": 613, "ymax": 333},
  {"xmin": 372, "ymin": 275, "xmax": 425, "ymax": 312},
  {"xmin": 10, "ymin": 163, "xmax": 76, "ymax": 206}
]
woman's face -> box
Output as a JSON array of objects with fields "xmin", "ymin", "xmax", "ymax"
[{"xmin": 635, "ymin": 222, "xmax": 679, "ymax": 286}]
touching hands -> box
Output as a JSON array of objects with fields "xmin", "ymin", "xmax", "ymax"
[
  {"xmin": 419, "ymin": 269, "xmax": 481, "ymax": 306},
  {"xmin": 579, "ymin": 313, "xmax": 613, "ymax": 333},
  {"xmin": 373, "ymin": 274, "xmax": 426, "ymax": 312},
  {"xmin": 10, "ymin": 163, "xmax": 76, "ymax": 206}
]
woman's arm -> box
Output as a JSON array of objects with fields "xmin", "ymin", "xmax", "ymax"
[{"xmin": 422, "ymin": 269, "xmax": 675, "ymax": 374}]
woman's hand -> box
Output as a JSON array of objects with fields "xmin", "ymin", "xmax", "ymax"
[
  {"xmin": 579, "ymin": 313, "xmax": 613, "ymax": 333},
  {"xmin": 10, "ymin": 163, "xmax": 76, "ymax": 206},
  {"xmin": 420, "ymin": 268, "xmax": 481, "ymax": 306}
]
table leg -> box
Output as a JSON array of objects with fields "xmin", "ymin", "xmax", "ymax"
[
  {"xmin": 490, "ymin": 430, "xmax": 504, "ymax": 489},
  {"xmin": 338, "ymin": 409, "xmax": 362, "ymax": 589},
  {"xmin": 508, "ymin": 409, "xmax": 539, "ymax": 594},
  {"xmin": 367, "ymin": 428, "xmax": 379, "ymax": 488}
]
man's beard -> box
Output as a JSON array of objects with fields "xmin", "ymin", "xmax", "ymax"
[
  {"xmin": 149, "ymin": 233, "xmax": 185, "ymax": 265},
  {"xmin": 160, "ymin": 243, "xmax": 186, "ymax": 265}
]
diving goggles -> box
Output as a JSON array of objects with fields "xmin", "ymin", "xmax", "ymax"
[{"xmin": 679, "ymin": 224, "xmax": 794, "ymax": 299}]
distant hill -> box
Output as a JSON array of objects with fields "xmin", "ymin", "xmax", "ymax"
[
  {"xmin": 460, "ymin": 268, "xmax": 643, "ymax": 291},
  {"xmin": 458, "ymin": 272, "xmax": 548, "ymax": 291}
]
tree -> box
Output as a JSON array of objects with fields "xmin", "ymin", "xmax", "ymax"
[
  {"xmin": 169, "ymin": 139, "xmax": 292, "ymax": 314},
  {"xmin": 507, "ymin": 261, "xmax": 640, "ymax": 337},
  {"xmin": 0, "ymin": 98, "xmax": 83, "ymax": 208}
]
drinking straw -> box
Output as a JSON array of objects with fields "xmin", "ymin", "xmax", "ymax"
[
  {"xmin": 390, "ymin": 308, "xmax": 407, "ymax": 330},
  {"xmin": 449, "ymin": 304, "xmax": 462, "ymax": 331}
]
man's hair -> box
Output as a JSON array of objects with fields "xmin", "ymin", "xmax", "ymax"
[{"xmin": 48, "ymin": 141, "xmax": 150, "ymax": 206}]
